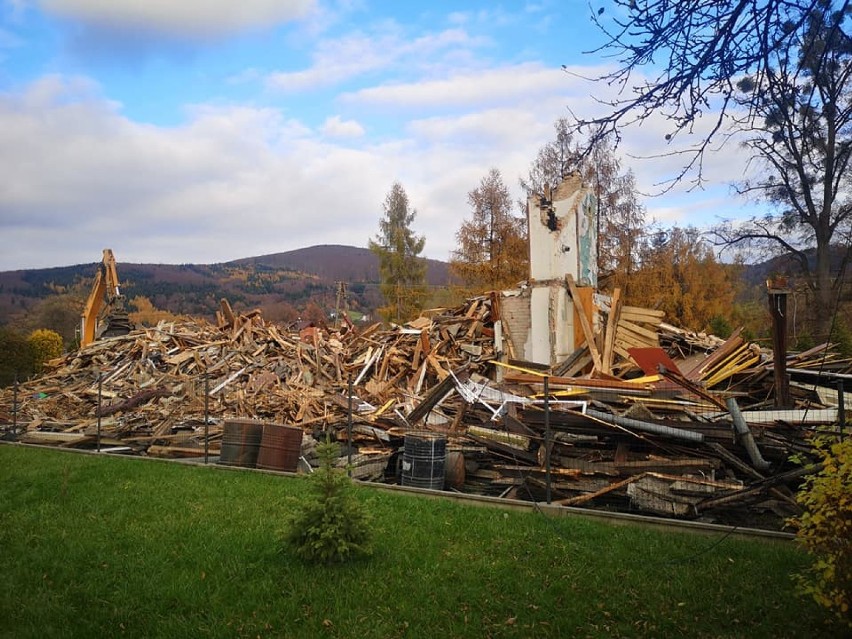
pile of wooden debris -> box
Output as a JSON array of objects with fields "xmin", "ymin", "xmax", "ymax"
[{"xmin": 1, "ymin": 294, "xmax": 848, "ymax": 530}]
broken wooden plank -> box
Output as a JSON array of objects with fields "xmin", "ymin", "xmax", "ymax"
[{"xmin": 565, "ymin": 274, "xmax": 603, "ymax": 372}]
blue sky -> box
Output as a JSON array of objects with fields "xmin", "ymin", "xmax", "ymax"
[{"xmin": 0, "ymin": 1, "xmax": 752, "ymax": 270}]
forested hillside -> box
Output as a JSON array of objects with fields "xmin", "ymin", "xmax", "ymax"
[{"xmin": 0, "ymin": 245, "xmax": 453, "ymax": 340}]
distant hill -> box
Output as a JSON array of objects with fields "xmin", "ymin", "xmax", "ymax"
[
  {"xmin": 738, "ymin": 245, "xmax": 849, "ymax": 290},
  {"xmin": 0, "ymin": 245, "xmax": 453, "ymax": 327},
  {"xmin": 228, "ymin": 245, "xmax": 451, "ymax": 286}
]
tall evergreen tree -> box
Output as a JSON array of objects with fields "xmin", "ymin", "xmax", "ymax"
[{"xmin": 368, "ymin": 182, "xmax": 427, "ymax": 323}]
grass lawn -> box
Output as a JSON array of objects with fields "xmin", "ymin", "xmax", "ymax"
[{"xmin": 0, "ymin": 444, "xmax": 841, "ymax": 638}]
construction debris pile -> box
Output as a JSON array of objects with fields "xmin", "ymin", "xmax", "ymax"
[{"xmin": 1, "ymin": 295, "xmax": 848, "ymax": 530}]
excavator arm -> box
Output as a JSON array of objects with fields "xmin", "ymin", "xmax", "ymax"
[{"xmin": 80, "ymin": 249, "xmax": 133, "ymax": 348}]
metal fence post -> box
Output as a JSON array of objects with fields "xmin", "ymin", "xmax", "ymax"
[
  {"xmin": 12, "ymin": 374, "xmax": 18, "ymax": 435},
  {"xmin": 204, "ymin": 374, "xmax": 210, "ymax": 464},
  {"xmin": 838, "ymin": 379, "xmax": 846, "ymax": 441},
  {"xmin": 347, "ymin": 376, "xmax": 353, "ymax": 477},
  {"xmin": 96, "ymin": 372, "xmax": 102, "ymax": 453},
  {"xmin": 544, "ymin": 375, "xmax": 551, "ymax": 505}
]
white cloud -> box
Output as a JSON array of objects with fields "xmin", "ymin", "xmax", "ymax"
[
  {"xmin": 39, "ymin": 0, "xmax": 313, "ymax": 37},
  {"xmin": 266, "ymin": 25, "xmax": 484, "ymax": 92},
  {"xmin": 343, "ymin": 64, "xmax": 589, "ymax": 110},
  {"xmin": 0, "ymin": 65, "xmax": 763, "ymax": 271},
  {"xmin": 321, "ymin": 115, "xmax": 364, "ymax": 138}
]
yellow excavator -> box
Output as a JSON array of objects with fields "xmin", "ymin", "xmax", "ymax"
[{"xmin": 80, "ymin": 249, "xmax": 134, "ymax": 348}]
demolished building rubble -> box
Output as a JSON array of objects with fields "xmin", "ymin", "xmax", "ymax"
[
  {"xmin": 2, "ymin": 177, "xmax": 848, "ymax": 530},
  {"xmin": 1, "ymin": 293, "xmax": 848, "ymax": 530}
]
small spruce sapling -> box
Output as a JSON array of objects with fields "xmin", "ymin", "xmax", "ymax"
[{"xmin": 284, "ymin": 439, "xmax": 372, "ymax": 563}]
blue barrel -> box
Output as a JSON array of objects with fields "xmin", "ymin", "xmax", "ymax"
[{"xmin": 401, "ymin": 433, "xmax": 446, "ymax": 490}]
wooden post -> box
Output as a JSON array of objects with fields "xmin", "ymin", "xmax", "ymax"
[
  {"xmin": 12, "ymin": 374, "xmax": 18, "ymax": 434},
  {"xmin": 767, "ymin": 278, "xmax": 792, "ymax": 408}
]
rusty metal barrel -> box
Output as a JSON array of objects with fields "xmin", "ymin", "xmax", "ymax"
[
  {"xmin": 218, "ymin": 419, "xmax": 264, "ymax": 468},
  {"xmin": 401, "ymin": 432, "xmax": 446, "ymax": 490},
  {"xmin": 444, "ymin": 450, "xmax": 466, "ymax": 490},
  {"xmin": 256, "ymin": 423, "xmax": 303, "ymax": 473}
]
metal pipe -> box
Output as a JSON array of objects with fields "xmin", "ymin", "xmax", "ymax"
[
  {"xmin": 726, "ymin": 397, "xmax": 771, "ymax": 471},
  {"xmin": 586, "ymin": 409, "xmax": 705, "ymax": 443}
]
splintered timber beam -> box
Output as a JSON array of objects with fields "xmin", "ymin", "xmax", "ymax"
[
  {"xmin": 565, "ymin": 274, "xmax": 602, "ymax": 372},
  {"xmin": 601, "ymin": 287, "xmax": 621, "ymax": 376},
  {"xmin": 405, "ymin": 371, "xmax": 457, "ymax": 426}
]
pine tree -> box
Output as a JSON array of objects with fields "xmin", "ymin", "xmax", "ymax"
[{"xmin": 368, "ymin": 182, "xmax": 427, "ymax": 323}]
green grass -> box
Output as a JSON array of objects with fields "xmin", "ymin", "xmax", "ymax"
[{"xmin": 0, "ymin": 445, "xmax": 841, "ymax": 638}]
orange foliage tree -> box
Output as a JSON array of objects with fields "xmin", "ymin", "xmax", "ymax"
[
  {"xmin": 128, "ymin": 296, "xmax": 182, "ymax": 326},
  {"xmin": 451, "ymin": 168, "xmax": 528, "ymax": 293},
  {"xmin": 628, "ymin": 226, "xmax": 738, "ymax": 332}
]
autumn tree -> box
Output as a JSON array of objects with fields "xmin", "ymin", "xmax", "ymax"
[
  {"xmin": 28, "ymin": 329, "xmax": 63, "ymax": 372},
  {"xmin": 16, "ymin": 293, "xmax": 82, "ymax": 347},
  {"xmin": 629, "ymin": 226, "xmax": 738, "ymax": 331},
  {"xmin": 368, "ymin": 182, "xmax": 427, "ymax": 323},
  {"xmin": 129, "ymin": 296, "xmax": 182, "ymax": 327},
  {"xmin": 713, "ymin": 2, "xmax": 852, "ymax": 340},
  {"xmin": 264, "ymin": 300, "xmax": 300, "ymax": 326},
  {"xmin": 451, "ymin": 168, "xmax": 528, "ymax": 291},
  {"xmin": 519, "ymin": 119, "xmax": 645, "ymax": 294},
  {"xmin": 519, "ymin": 117, "xmax": 581, "ymax": 204},
  {"xmin": 301, "ymin": 301, "xmax": 327, "ymax": 326}
]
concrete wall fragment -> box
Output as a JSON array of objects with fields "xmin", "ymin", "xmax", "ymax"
[{"xmin": 499, "ymin": 175, "xmax": 597, "ymax": 366}]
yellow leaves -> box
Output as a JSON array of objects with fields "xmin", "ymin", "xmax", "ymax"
[
  {"xmin": 128, "ymin": 296, "xmax": 182, "ymax": 327},
  {"xmin": 625, "ymin": 226, "xmax": 737, "ymax": 331},
  {"xmin": 28, "ymin": 328, "xmax": 63, "ymax": 371},
  {"xmin": 451, "ymin": 168, "xmax": 528, "ymax": 292},
  {"xmin": 791, "ymin": 437, "xmax": 852, "ymax": 627}
]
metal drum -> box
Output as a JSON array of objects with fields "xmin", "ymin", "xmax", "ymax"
[
  {"xmin": 256, "ymin": 423, "xmax": 303, "ymax": 473},
  {"xmin": 219, "ymin": 419, "xmax": 264, "ymax": 468},
  {"xmin": 401, "ymin": 432, "xmax": 446, "ymax": 490}
]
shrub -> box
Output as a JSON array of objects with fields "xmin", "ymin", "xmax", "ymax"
[
  {"xmin": 28, "ymin": 328, "xmax": 64, "ymax": 372},
  {"xmin": 789, "ymin": 437, "xmax": 852, "ymax": 627},
  {"xmin": 708, "ymin": 315, "xmax": 733, "ymax": 338},
  {"xmin": 829, "ymin": 319, "xmax": 852, "ymax": 357},
  {"xmin": 283, "ymin": 440, "xmax": 372, "ymax": 564},
  {"xmin": 0, "ymin": 328, "xmax": 35, "ymax": 387}
]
